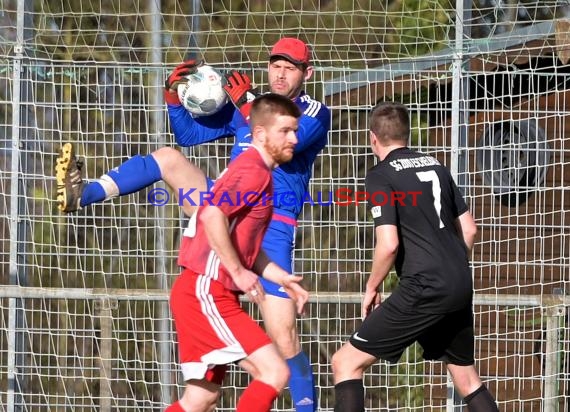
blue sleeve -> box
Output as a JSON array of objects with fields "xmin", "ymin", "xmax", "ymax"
[
  {"xmin": 294, "ymin": 104, "xmax": 330, "ymax": 153},
  {"xmin": 167, "ymin": 102, "xmax": 237, "ymax": 147}
]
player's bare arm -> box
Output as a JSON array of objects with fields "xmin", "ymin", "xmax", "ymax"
[
  {"xmin": 200, "ymin": 205, "xmax": 264, "ymax": 301},
  {"xmin": 363, "ymin": 224, "xmax": 399, "ymax": 319},
  {"xmin": 454, "ymin": 211, "xmax": 478, "ymax": 253},
  {"xmin": 253, "ymin": 250, "xmax": 309, "ymax": 315}
]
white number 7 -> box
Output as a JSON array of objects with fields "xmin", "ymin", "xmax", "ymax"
[{"xmin": 416, "ymin": 170, "xmax": 444, "ymax": 228}]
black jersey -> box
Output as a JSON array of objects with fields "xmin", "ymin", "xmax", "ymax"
[{"xmin": 365, "ymin": 147, "xmax": 472, "ymax": 313}]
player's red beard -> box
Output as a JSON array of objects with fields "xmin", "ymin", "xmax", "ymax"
[{"xmin": 265, "ymin": 141, "xmax": 295, "ymax": 164}]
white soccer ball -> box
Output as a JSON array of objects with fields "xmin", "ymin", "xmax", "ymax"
[{"xmin": 177, "ymin": 65, "xmax": 228, "ymax": 117}]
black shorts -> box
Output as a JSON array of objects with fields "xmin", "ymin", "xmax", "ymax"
[{"xmin": 349, "ymin": 292, "xmax": 475, "ymax": 366}]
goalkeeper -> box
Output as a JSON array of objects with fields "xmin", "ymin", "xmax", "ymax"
[{"xmin": 55, "ymin": 37, "xmax": 329, "ymax": 412}]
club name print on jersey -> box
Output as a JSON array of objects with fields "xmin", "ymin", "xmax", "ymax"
[{"xmin": 389, "ymin": 155, "xmax": 440, "ymax": 171}]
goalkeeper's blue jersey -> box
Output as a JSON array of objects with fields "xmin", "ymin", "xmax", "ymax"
[{"xmin": 167, "ymin": 92, "xmax": 330, "ymax": 220}]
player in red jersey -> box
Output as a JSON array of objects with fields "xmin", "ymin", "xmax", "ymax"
[{"xmin": 166, "ymin": 93, "xmax": 308, "ymax": 412}]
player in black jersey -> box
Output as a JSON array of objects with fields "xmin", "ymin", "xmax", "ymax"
[{"xmin": 331, "ymin": 101, "xmax": 499, "ymax": 412}]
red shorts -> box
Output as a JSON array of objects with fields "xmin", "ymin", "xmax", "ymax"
[{"xmin": 170, "ymin": 268, "xmax": 272, "ymax": 383}]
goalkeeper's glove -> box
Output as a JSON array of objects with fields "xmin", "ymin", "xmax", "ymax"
[
  {"xmin": 164, "ymin": 59, "xmax": 201, "ymax": 105},
  {"xmin": 223, "ymin": 71, "xmax": 255, "ymax": 110}
]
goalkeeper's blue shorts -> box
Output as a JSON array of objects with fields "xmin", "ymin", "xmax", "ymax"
[{"xmin": 259, "ymin": 212, "xmax": 297, "ymax": 298}]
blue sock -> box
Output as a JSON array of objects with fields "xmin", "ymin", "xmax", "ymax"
[
  {"xmin": 80, "ymin": 182, "xmax": 107, "ymax": 207},
  {"xmin": 286, "ymin": 351, "xmax": 317, "ymax": 412},
  {"xmin": 80, "ymin": 154, "xmax": 162, "ymax": 207}
]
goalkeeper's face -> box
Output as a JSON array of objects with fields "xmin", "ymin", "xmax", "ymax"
[{"xmin": 268, "ymin": 59, "xmax": 311, "ymax": 99}]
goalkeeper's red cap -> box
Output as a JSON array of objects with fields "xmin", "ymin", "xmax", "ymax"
[{"xmin": 270, "ymin": 37, "xmax": 311, "ymax": 66}]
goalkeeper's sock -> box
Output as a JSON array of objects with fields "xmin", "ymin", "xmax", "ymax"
[
  {"xmin": 236, "ymin": 379, "xmax": 278, "ymax": 412},
  {"xmin": 287, "ymin": 351, "xmax": 317, "ymax": 412},
  {"xmin": 80, "ymin": 154, "xmax": 162, "ymax": 207}
]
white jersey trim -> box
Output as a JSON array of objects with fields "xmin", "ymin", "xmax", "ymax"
[
  {"xmin": 304, "ymin": 99, "xmax": 321, "ymax": 117},
  {"xmin": 299, "ymin": 93, "xmax": 323, "ymax": 118}
]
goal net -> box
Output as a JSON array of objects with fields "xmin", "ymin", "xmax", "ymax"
[{"xmin": 1, "ymin": 1, "xmax": 569, "ymax": 411}]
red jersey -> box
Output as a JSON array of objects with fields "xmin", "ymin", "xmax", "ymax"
[{"xmin": 178, "ymin": 147, "xmax": 273, "ymax": 291}]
